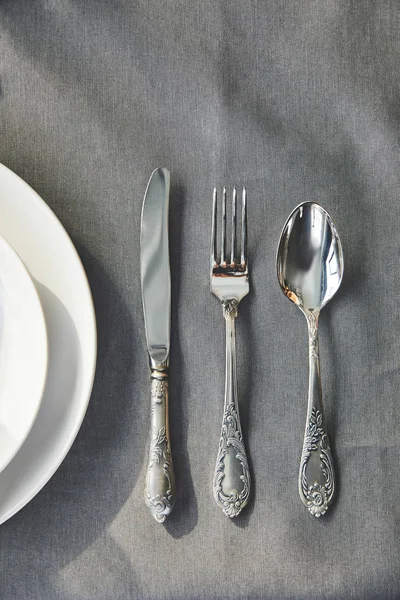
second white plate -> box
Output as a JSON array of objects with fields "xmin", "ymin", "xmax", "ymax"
[{"xmin": 0, "ymin": 233, "xmax": 47, "ymax": 473}]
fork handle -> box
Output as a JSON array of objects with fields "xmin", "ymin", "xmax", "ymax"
[
  {"xmin": 145, "ymin": 366, "xmax": 176, "ymax": 523},
  {"xmin": 213, "ymin": 300, "xmax": 251, "ymax": 518}
]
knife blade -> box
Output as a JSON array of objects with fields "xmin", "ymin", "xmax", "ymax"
[{"xmin": 140, "ymin": 167, "xmax": 176, "ymax": 522}]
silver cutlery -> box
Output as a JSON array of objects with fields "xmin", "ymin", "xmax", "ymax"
[
  {"xmin": 277, "ymin": 202, "xmax": 343, "ymax": 517},
  {"xmin": 211, "ymin": 187, "xmax": 251, "ymax": 518},
  {"xmin": 140, "ymin": 167, "xmax": 176, "ymax": 523}
]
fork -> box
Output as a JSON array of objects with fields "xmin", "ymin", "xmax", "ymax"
[{"xmin": 210, "ymin": 186, "xmax": 251, "ymax": 518}]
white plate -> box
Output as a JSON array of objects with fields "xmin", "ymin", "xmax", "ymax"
[
  {"xmin": 0, "ymin": 234, "xmax": 47, "ymax": 473},
  {"xmin": 0, "ymin": 163, "xmax": 97, "ymax": 524}
]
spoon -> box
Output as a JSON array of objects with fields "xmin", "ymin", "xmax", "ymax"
[{"xmin": 277, "ymin": 201, "xmax": 344, "ymax": 517}]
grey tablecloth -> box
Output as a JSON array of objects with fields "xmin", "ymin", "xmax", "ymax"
[{"xmin": 1, "ymin": 1, "xmax": 400, "ymax": 599}]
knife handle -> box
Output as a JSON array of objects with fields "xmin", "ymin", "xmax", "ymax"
[{"xmin": 145, "ymin": 367, "xmax": 176, "ymax": 522}]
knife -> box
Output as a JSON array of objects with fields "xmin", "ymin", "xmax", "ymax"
[{"xmin": 140, "ymin": 167, "xmax": 176, "ymax": 523}]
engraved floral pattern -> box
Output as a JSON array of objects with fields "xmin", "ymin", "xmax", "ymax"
[
  {"xmin": 306, "ymin": 483, "xmax": 328, "ymax": 517},
  {"xmin": 307, "ymin": 312, "xmax": 319, "ymax": 360},
  {"xmin": 222, "ymin": 299, "xmax": 239, "ymax": 321},
  {"xmin": 145, "ymin": 492, "xmax": 173, "ymax": 524},
  {"xmin": 151, "ymin": 378, "xmax": 168, "ymax": 402},
  {"xmin": 146, "ymin": 425, "xmax": 174, "ymax": 523},
  {"xmin": 213, "ymin": 402, "xmax": 250, "ymax": 518},
  {"xmin": 300, "ymin": 407, "xmax": 334, "ymax": 517}
]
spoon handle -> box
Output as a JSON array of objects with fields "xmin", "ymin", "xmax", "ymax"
[
  {"xmin": 213, "ymin": 301, "xmax": 251, "ymax": 518},
  {"xmin": 299, "ymin": 313, "xmax": 335, "ymax": 517}
]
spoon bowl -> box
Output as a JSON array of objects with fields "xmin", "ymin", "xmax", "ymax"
[
  {"xmin": 277, "ymin": 201, "xmax": 344, "ymax": 517},
  {"xmin": 277, "ymin": 202, "xmax": 344, "ymax": 314}
]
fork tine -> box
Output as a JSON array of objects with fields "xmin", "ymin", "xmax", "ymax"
[
  {"xmin": 221, "ymin": 186, "xmax": 227, "ymax": 264},
  {"xmin": 231, "ymin": 187, "xmax": 237, "ymax": 264},
  {"xmin": 211, "ymin": 187, "xmax": 217, "ymax": 266},
  {"xmin": 241, "ymin": 187, "xmax": 247, "ymax": 266}
]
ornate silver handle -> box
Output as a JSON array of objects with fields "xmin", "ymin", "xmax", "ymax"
[
  {"xmin": 145, "ymin": 366, "xmax": 176, "ymax": 523},
  {"xmin": 299, "ymin": 312, "xmax": 335, "ymax": 517},
  {"xmin": 213, "ymin": 301, "xmax": 251, "ymax": 518}
]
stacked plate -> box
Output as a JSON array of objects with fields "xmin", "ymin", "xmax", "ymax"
[{"xmin": 0, "ymin": 163, "xmax": 96, "ymax": 524}]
